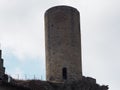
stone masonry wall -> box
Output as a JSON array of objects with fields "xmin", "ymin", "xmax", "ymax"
[{"xmin": 45, "ymin": 6, "xmax": 82, "ymax": 82}]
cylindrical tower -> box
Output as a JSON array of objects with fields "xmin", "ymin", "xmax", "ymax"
[{"xmin": 45, "ymin": 6, "xmax": 82, "ymax": 82}]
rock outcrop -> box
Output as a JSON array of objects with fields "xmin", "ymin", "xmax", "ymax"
[{"xmin": 1, "ymin": 76, "xmax": 108, "ymax": 90}]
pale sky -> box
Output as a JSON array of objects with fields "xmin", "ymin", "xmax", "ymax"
[{"xmin": 0, "ymin": 0, "xmax": 120, "ymax": 90}]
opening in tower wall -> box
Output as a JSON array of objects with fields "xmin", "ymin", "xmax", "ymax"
[{"xmin": 62, "ymin": 67, "xmax": 67, "ymax": 80}]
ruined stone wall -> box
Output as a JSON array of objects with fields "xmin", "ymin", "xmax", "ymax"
[
  {"xmin": 0, "ymin": 50, "xmax": 5, "ymax": 78},
  {"xmin": 0, "ymin": 77, "xmax": 108, "ymax": 90},
  {"xmin": 45, "ymin": 6, "xmax": 82, "ymax": 82}
]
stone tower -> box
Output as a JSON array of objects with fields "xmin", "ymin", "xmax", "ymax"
[
  {"xmin": 45, "ymin": 6, "xmax": 82, "ymax": 82},
  {"xmin": 0, "ymin": 49, "xmax": 5, "ymax": 79}
]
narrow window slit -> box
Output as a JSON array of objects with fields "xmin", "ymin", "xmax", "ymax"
[{"xmin": 62, "ymin": 67, "xmax": 67, "ymax": 80}]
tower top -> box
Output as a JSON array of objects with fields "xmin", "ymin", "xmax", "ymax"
[{"xmin": 45, "ymin": 5, "xmax": 79, "ymax": 16}]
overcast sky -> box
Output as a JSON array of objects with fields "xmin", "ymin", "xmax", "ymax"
[{"xmin": 0, "ymin": 0, "xmax": 120, "ymax": 90}]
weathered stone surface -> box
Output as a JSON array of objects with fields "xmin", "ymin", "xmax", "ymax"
[{"xmin": 45, "ymin": 5, "xmax": 82, "ymax": 82}]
